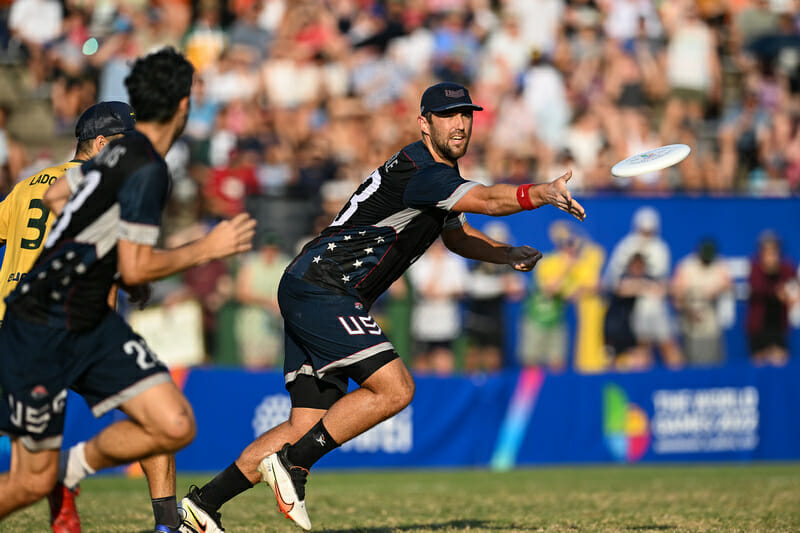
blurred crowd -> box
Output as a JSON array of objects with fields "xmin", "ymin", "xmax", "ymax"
[
  {"xmin": 392, "ymin": 208, "xmax": 798, "ymax": 376},
  {"xmin": 4, "ymin": 0, "xmax": 800, "ymax": 204},
  {"xmin": 118, "ymin": 207, "xmax": 799, "ymax": 375},
  {"xmin": 1, "ymin": 0, "xmax": 800, "ymax": 371}
]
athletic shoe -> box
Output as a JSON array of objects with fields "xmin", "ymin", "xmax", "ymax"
[
  {"xmin": 48, "ymin": 483, "xmax": 81, "ymax": 533},
  {"xmin": 178, "ymin": 486, "xmax": 225, "ymax": 533},
  {"xmin": 258, "ymin": 444, "xmax": 312, "ymax": 531}
]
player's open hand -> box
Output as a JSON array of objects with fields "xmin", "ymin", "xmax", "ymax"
[
  {"xmin": 544, "ymin": 170, "xmax": 586, "ymax": 221},
  {"xmin": 207, "ymin": 213, "xmax": 257, "ymax": 259},
  {"xmin": 507, "ymin": 246, "xmax": 542, "ymax": 272}
]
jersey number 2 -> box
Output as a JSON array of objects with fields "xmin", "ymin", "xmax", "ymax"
[{"xmin": 21, "ymin": 199, "xmax": 50, "ymax": 250}]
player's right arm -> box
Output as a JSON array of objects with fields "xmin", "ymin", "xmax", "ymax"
[
  {"xmin": 117, "ymin": 213, "xmax": 256, "ymax": 285},
  {"xmin": 114, "ymin": 156, "xmax": 257, "ymax": 285},
  {"xmin": 452, "ymin": 170, "xmax": 586, "ymax": 221}
]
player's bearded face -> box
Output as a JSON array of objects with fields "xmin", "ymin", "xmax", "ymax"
[{"xmin": 428, "ymin": 111, "xmax": 473, "ymax": 161}]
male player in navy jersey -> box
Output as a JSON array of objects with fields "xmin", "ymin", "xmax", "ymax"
[
  {"xmin": 0, "ymin": 99, "xmax": 187, "ymax": 532},
  {"xmin": 0, "ymin": 47, "xmax": 256, "ymax": 528},
  {"xmin": 179, "ymin": 82, "xmax": 585, "ymax": 532}
]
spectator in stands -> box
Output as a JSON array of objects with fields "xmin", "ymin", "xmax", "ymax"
[
  {"xmin": 660, "ymin": 2, "xmax": 721, "ymax": 143},
  {"xmin": 604, "ymin": 252, "xmax": 648, "ymax": 370},
  {"xmin": 604, "ymin": 206, "xmax": 683, "ymax": 369},
  {"xmin": 518, "ymin": 221, "xmax": 577, "ymax": 373},
  {"xmin": 565, "ymin": 224, "xmax": 607, "ymax": 374},
  {"xmin": 521, "ymin": 49, "xmax": 571, "ymax": 170},
  {"xmin": 7, "ymin": 0, "xmax": 62, "ymax": 90},
  {"xmin": 235, "ymin": 233, "xmax": 290, "ymax": 369},
  {"xmin": 408, "ymin": 238, "xmax": 469, "ymax": 375},
  {"xmin": 463, "ymin": 221, "xmax": 525, "ymax": 373},
  {"xmin": 747, "ymin": 230, "xmax": 799, "ymax": 366},
  {"xmin": 203, "ymin": 138, "xmax": 261, "ymax": 219},
  {"xmin": 672, "ymin": 238, "xmax": 733, "ymax": 366},
  {"xmin": 0, "ymin": 106, "xmax": 22, "ymax": 194}
]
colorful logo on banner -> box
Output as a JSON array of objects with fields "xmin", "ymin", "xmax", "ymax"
[{"xmin": 603, "ymin": 383, "xmax": 650, "ymax": 462}]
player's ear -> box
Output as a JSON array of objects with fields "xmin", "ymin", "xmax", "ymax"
[
  {"xmin": 179, "ymin": 95, "xmax": 190, "ymax": 115},
  {"xmin": 93, "ymin": 135, "xmax": 107, "ymax": 155},
  {"xmin": 418, "ymin": 115, "xmax": 430, "ymax": 136}
]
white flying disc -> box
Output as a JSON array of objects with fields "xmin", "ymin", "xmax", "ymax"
[{"xmin": 611, "ymin": 144, "xmax": 691, "ymax": 178}]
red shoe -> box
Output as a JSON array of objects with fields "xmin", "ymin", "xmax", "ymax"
[{"xmin": 47, "ymin": 483, "xmax": 81, "ymax": 533}]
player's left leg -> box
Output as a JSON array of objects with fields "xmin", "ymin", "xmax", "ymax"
[
  {"xmin": 58, "ymin": 452, "xmax": 183, "ymax": 533},
  {"xmin": 83, "ymin": 381, "xmax": 195, "ymax": 469},
  {"xmin": 179, "ymin": 387, "xmax": 329, "ymax": 533},
  {"xmin": 262, "ymin": 357, "xmax": 415, "ymax": 531},
  {"xmin": 0, "ymin": 438, "xmax": 60, "ymax": 518},
  {"xmin": 141, "ymin": 454, "xmax": 183, "ymax": 533}
]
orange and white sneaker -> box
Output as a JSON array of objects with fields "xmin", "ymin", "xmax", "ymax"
[
  {"xmin": 48, "ymin": 483, "xmax": 81, "ymax": 533},
  {"xmin": 178, "ymin": 485, "xmax": 225, "ymax": 533},
  {"xmin": 258, "ymin": 444, "xmax": 312, "ymax": 531}
]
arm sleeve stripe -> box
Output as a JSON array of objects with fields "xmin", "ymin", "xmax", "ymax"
[{"xmin": 436, "ymin": 181, "xmax": 479, "ymax": 210}]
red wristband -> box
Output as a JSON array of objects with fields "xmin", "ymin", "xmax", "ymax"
[{"xmin": 516, "ymin": 183, "xmax": 536, "ymax": 210}]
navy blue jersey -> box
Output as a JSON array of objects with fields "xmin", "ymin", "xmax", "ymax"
[
  {"xmin": 286, "ymin": 140, "xmax": 478, "ymax": 308},
  {"xmin": 6, "ymin": 131, "xmax": 169, "ymax": 331}
]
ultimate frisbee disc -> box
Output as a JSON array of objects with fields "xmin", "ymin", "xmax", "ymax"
[{"xmin": 611, "ymin": 144, "xmax": 691, "ymax": 178}]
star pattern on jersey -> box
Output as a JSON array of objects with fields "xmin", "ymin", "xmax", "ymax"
[
  {"xmin": 353, "ymin": 259, "xmax": 363, "ymax": 268},
  {"xmin": 364, "ymin": 247, "xmax": 374, "ymax": 254},
  {"xmin": 375, "ymin": 236, "xmax": 385, "ymax": 244},
  {"xmin": 344, "ymin": 235, "xmax": 352, "ymax": 241},
  {"xmin": 342, "ymin": 274, "xmax": 350, "ymax": 282},
  {"xmin": 359, "ymin": 230, "xmax": 367, "ymax": 236},
  {"xmin": 327, "ymin": 243, "xmax": 337, "ymax": 251},
  {"xmin": 313, "ymin": 255, "xmax": 322, "ymax": 263}
]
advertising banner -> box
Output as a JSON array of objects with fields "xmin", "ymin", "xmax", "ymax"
[{"xmin": 1, "ymin": 363, "xmax": 797, "ymax": 472}]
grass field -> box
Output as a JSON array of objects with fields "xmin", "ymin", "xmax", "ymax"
[{"xmin": 5, "ymin": 464, "xmax": 800, "ymax": 532}]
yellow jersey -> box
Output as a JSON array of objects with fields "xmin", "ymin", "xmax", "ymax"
[{"xmin": 0, "ymin": 160, "xmax": 81, "ymax": 322}]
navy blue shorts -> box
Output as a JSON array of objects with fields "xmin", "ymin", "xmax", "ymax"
[
  {"xmin": 0, "ymin": 311, "xmax": 171, "ymax": 451},
  {"xmin": 278, "ymin": 274, "xmax": 398, "ymax": 400}
]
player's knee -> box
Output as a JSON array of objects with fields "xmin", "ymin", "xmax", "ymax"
[
  {"xmin": 156, "ymin": 407, "xmax": 196, "ymax": 450},
  {"xmin": 388, "ymin": 373, "xmax": 415, "ymax": 414}
]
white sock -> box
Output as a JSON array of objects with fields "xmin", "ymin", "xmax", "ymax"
[{"xmin": 60, "ymin": 442, "xmax": 96, "ymax": 490}]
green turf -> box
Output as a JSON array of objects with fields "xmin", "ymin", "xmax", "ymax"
[{"xmin": 5, "ymin": 464, "xmax": 800, "ymax": 532}]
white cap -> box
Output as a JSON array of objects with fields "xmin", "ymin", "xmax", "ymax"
[{"xmin": 632, "ymin": 206, "xmax": 660, "ymax": 233}]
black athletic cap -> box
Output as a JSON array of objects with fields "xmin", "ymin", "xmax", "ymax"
[
  {"xmin": 75, "ymin": 101, "xmax": 136, "ymax": 141},
  {"xmin": 420, "ymin": 82, "xmax": 483, "ymax": 115}
]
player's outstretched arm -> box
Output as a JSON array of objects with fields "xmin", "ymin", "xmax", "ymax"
[
  {"xmin": 442, "ymin": 222, "xmax": 543, "ymax": 272},
  {"xmin": 117, "ymin": 213, "xmax": 256, "ymax": 285},
  {"xmin": 452, "ymin": 170, "xmax": 586, "ymax": 221}
]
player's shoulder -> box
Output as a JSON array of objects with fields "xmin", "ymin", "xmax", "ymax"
[
  {"xmin": 91, "ymin": 131, "xmax": 166, "ymax": 178},
  {"xmin": 101, "ymin": 131, "xmax": 161, "ymax": 164},
  {"xmin": 4, "ymin": 160, "xmax": 78, "ymax": 199},
  {"xmin": 400, "ymin": 141, "xmax": 437, "ymax": 168}
]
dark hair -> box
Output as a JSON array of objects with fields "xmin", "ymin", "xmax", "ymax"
[
  {"xmin": 74, "ymin": 138, "xmax": 94, "ymax": 157},
  {"xmin": 124, "ymin": 47, "xmax": 194, "ymax": 123}
]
